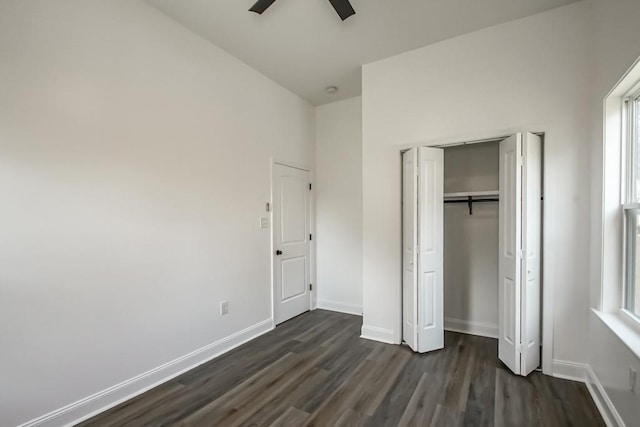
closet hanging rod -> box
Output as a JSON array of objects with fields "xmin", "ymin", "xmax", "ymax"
[{"xmin": 444, "ymin": 196, "xmax": 498, "ymax": 215}]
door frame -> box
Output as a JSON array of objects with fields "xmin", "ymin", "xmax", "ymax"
[
  {"xmin": 397, "ymin": 129, "xmax": 551, "ymax": 375},
  {"xmin": 270, "ymin": 158, "xmax": 314, "ymax": 327}
]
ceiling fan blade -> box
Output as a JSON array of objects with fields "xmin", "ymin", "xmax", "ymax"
[
  {"xmin": 327, "ymin": 0, "xmax": 355, "ymax": 21},
  {"xmin": 249, "ymin": 0, "xmax": 278, "ymax": 14}
]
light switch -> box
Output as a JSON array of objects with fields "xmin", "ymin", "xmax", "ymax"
[{"xmin": 260, "ymin": 217, "xmax": 269, "ymax": 229}]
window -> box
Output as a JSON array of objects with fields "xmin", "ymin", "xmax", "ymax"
[
  {"xmin": 600, "ymin": 55, "xmax": 640, "ymax": 347},
  {"xmin": 623, "ymin": 86, "xmax": 640, "ymax": 319}
]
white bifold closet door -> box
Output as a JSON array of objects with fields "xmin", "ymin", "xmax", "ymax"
[
  {"xmin": 402, "ymin": 147, "xmax": 444, "ymax": 353},
  {"xmin": 402, "ymin": 148, "xmax": 419, "ymax": 351},
  {"xmin": 498, "ymin": 133, "xmax": 542, "ymax": 376}
]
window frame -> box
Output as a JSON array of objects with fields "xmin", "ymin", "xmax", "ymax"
[
  {"xmin": 622, "ymin": 85, "xmax": 640, "ymax": 322},
  {"xmin": 598, "ymin": 55, "xmax": 640, "ymax": 358}
]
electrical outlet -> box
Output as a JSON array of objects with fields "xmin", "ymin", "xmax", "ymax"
[
  {"xmin": 630, "ymin": 367, "xmax": 638, "ymax": 394},
  {"xmin": 220, "ymin": 300, "xmax": 229, "ymax": 316}
]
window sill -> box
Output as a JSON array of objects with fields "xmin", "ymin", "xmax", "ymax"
[{"xmin": 592, "ymin": 308, "xmax": 640, "ymax": 359}]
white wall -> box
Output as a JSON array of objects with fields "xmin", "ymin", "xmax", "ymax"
[
  {"xmin": 0, "ymin": 1, "xmax": 314, "ymax": 425},
  {"xmin": 315, "ymin": 97, "xmax": 363, "ymax": 315},
  {"xmin": 443, "ymin": 142, "xmax": 499, "ymax": 337},
  {"xmin": 361, "ymin": 1, "xmax": 592, "ymax": 369},
  {"xmin": 588, "ymin": 0, "xmax": 640, "ymax": 425}
]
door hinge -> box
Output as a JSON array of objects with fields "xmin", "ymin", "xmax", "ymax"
[
  {"xmin": 309, "ymin": 283, "xmax": 313, "ymax": 291},
  {"xmin": 310, "ymin": 234, "xmax": 313, "ymax": 241},
  {"xmin": 518, "ymin": 249, "xmax": 524, "ymax": 258},
  {"xmin": 309, "ymin": 183, "xmax": 312, "ymax": 191}
]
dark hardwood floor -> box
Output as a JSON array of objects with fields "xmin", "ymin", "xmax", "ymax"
[{"xmin": 79, "ymin": 310, "xmax": 604, "ymax": 426}]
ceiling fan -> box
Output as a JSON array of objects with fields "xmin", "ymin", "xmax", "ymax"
[{"xmin": 249, "ymin": 0, "xmax": 356, "ymax": 21}]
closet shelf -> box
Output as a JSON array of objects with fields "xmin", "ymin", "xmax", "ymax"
[{"xmin": 444, "ymin": 190, "xmax": 499, "ymax": 199}]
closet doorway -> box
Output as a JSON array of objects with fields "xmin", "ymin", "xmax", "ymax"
[{"xmin": 401, "ymin": 133, "xmax": 543, "ymax": 377}]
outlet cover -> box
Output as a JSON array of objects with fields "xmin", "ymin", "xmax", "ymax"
[{"xmin": 220, "ymin": 300, "xmax": 229, "ymax": 316}]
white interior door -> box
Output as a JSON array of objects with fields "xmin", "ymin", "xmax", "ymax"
[
  {"xmin": 417, "ymin": 147, "xmax": 444, "ymax": 353},
  {"xmin": 499, "ymin": 134, "xmax": 523, "ymax": 374},
  {"xmin": 273, "ymin": 163, "xmax": 311, "ymax": 325},
  {"xmin": 402, "ymin": 148, "xmax": 419, "ymax": 351},
  {"xmin": 498, "ymin": 133, "xmax": 542, "ymax": 376},
  {"xmin": 521, "ymin": 132, "xmax": 542, "ymax": 376}
]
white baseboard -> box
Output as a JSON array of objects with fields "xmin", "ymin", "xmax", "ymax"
[
  {"xmin": 316, "ymin": 299, "xmax": 362, "ymax": 316},
  {"xmin": 19, "ymin": 319, "xmax": 274, "ymax": 427},
  {"xmin": 444, "ymin": 317, "xmax": 498, "ymax": 339},
  {"xmin": 551, "ymin": 359, "xmax": 588, "ymax": 382},
  {"xmin": 360, "ymin": 324, "xmax": 397, "ymax": 344},
  {"xmin": 550, "ymin": 361, "xmax": 625, "ymax": 427},
  {"xmin": 585, "ymin": 365, "xmax": 626, "ymax": 427}
]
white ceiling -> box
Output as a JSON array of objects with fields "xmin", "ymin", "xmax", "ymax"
[{"xmin": 147, "ymin": 0, "xmax": 579, "ymax": 105}]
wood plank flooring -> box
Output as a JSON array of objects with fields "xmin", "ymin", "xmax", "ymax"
[{"xmin": 79, "ymin": 310, "xmax": 604, "ymax": 427}]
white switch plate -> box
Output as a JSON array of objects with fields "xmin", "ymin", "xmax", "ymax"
[
  {"xmin": 260, "ymin": 217, "xmax": 269, "ymax": 229},
  {"xmin": 220, "ymin": 301, "xmax": 229, "ymax": 316}
]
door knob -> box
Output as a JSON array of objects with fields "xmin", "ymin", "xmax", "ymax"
[{"xmin": 276, "ymin": 250, "xmax": 283, "ymax": 255}]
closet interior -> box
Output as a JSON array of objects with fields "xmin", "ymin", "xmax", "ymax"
[{"xmin": 443, "ymin": 141, "xmax": 500, "ymax": 340}]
